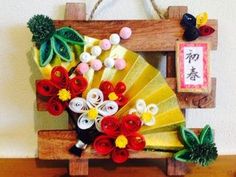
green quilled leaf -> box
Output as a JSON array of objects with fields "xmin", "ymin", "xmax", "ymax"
[
  {"xmin": 39, "ymin": 39, "xmax": 54, "ymax": 67},
  {"xmin": 174, "ymin": 149, "xmax": 192, "ymax": 162},
  {"xmin": 199, "ymin": 125, "xmax": 214, "ymax": 144},
  {"xmin": 55, "ymin": 27, "xmax": 84, "ymax": 45},
  {"xmin": 180, "ymin": 126, "xmax": 200, "ymax": 148},
  {"xmin": 52, "ymin": 35, "xmax": 72, "ymax": 62}
]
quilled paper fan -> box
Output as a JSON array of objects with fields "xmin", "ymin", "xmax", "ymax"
[{"xmin": 29, "ymin": 14, "xmax": 217, "ymax": 166}]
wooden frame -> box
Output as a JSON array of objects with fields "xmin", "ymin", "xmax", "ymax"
[{"xmin": 36, "ymin": 3, "xmax": 218, "ymax": 176}]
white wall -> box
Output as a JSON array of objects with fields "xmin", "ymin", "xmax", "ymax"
[{"xmin": 0, "ymin": 0, "xmax": 235, "ymax": 157}]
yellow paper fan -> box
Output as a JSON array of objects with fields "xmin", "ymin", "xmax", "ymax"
[{"xmin": 80, "ymin": 36, "xmax": 185, "ymax": 150}]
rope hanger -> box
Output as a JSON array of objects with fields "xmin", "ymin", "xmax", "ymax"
[{"xmin": 88, "ymin": 0, "xmax": 166, "ymax": 20}]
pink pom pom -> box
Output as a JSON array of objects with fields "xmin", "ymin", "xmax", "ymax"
[
  {"xmin": 100, "ymin": 39, "xmax": 111, "ymax": 51},
  {"xmin": 90, "ymin": 59, "xmax": 103, "ymax": 71},
  {"xmin": 76, "ymin": 63, "xmax": 89, "ymax": 74},
  {"xmin": 115, "ymin": 58, "xmax": 126, "ymax": 70},
  {"xmin": 119, "ymin": 27, "xmax": 132, "ymax": 40}
]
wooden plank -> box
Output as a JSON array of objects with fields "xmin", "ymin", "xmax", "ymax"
[
  {"xmin": 69, "ymin": 159, "xmax": 88, "ymax": 176},
  {"xmin": 53, "ymin": 19, "xmax": 218, "ymax": 51},
  {"xmin": 64, "ymin": 2, "xmax": 86, "ymax": 131},
  {"xmin": 38, "ymin": 129, "xmax": 201, "ymax": 160},
  {"xmin": 168, "ymin": 6, "xmax": 188, "ymax": 19},
  {"xmin": 65, "ymin": 4, "xmax": 88, "ymax": 176},
  {"xmin": 166, "ymin": 6, "xmax": 188, "ymax": 78},
  {"xmin": 167, "ymin": 158, "xmax": 189, "ymax": 176},
  {"xmin": 64, "ymin": 3, "xmax": 86, "ymax": 20},
  {"xmin": 167, "ymin": 78, "xmax": 216, "ymax": 108},
  {"xmin": 166, "ymin": 51, "xmax": 176, "ymax": 77},
  {"xmin": 0, "ymin": 156, "xmax": 235, "ymax": 177},
  {"xmin": 36, "ymin": 78, "xmax": 216, "ymax": 111},
  {"xmin": 38, "ymin": 130, "xmax": 173, "ymax": 160}
]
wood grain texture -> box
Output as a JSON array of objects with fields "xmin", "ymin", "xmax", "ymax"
[
  {"xmin": 38, "ymin": 129, "xmax": 201, "ymax": 161},
  {"xmin": 38, "ymin": 130, "xmax": 173, "ymax": 160},
  {"xmin": 167, "ymin": 78, "xmax": 216, "ymax": 108},
  {"xmin": 65, "ymin": 4, "xmax": 89, "ymax": 175},
  {"xmin": 168, "ymin": 6, "xmax": 188, "ymax": 19},
  {"xmin": 64, "ymin": 3, "xmax": 86, "ymax": 133},
  {"xmin": 167, "ymin": 158, "xmax": 189, "ymax": 176},
  {"xmin": 166, "ymin": 6, "xmax": 188, "ymax": 78},
  {"xmin": 69, "ymin": 159, "xmax": 88, "ymax": 176},
  {"xmin": 36, "ymin": 78, "xmax": 216, "ymax": 111},
  {"xmin": 53, "ymin": 19, "xmax": 217, "ymax": 51},
  {"xmin": 166, "ymin": 52, "xmax": 176, "ymax": 77},
  {"xmin": 64, "ymin": 3, "xmax": 86, "ymax": 20},
  {"xmin": 1, "ymin": 156, "xmax": 235, "ymax": 177}
]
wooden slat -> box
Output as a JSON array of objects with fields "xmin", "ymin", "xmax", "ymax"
[
  {"xmin": 166, "ymin": 6, "xmax": 188, "ymax": 78},
  {"xmin": 168, "ymin": 6, "xmax": 188, "ymax": 19},
  {"xmin": 36, "ymin": 78, "xmax": 216, "ymax": 111},
  {"xmin": 65, "ymin": 4, "xmax": 88, "ymax": 176},
  {"xmin": 38, "ymin": 130, "xmax": 173, "ymax": 160},
  {"xmin": 53, "ymin": 19, "xmax": 218, "ymax": 51},
  {"xmin": 166, "ymin": 51, "xmax": 176, "ymax": 77},
  {"xmin": 64, "ymin": 3, "xmax": 86, "ymax": 20},
  {"xmin": 69, "ymin": 159, "xmax": 88, "ymax": 176},
  {"xmin": 0, "ymin": 156, "xmax": 235, "ymax": 177},
  {"xmin": 167, "ymin": 158, "xmax": 189, "ymax": 176},
  {"xmin": 167, "ymin": 78, "xmax": 216, "ymax": 108},
  {"xmin": 38, "ymin": 129, "xmax": 201, "ymax": 160}
]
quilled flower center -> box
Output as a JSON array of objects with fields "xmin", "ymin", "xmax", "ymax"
[
  {"xmin": 108, "ymin": 92, "xmax": 118, "ymax": 101},
  {"xmin": 87, "ymin": 108, "xmax": 98, "ymax": 120},
  {"xmin": 115, "ymin": 135, "xmax": 128, "ymax": 148},
  {"xmin": 142, "ymin": 112, "xmax": 152, "ymax": 123},
  {"xmin": 57, "ymin": 89, "xmax": 71, "ymax": 101}
]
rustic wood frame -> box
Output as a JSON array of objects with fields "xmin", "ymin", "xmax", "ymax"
[{"xmin": 36, "ymin": 3, "xmax": 218, "ymax": 176}]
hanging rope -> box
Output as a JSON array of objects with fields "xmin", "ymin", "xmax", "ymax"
[
  {"xmin": 88, "ymin": 0, "xmax": 104, "ymax": 20},
  {"xmin": 88, "ymin": 0, "xmax": 166, "ymax": 20},
  {"xmin": 149, "ymin": 0, "xmax": 166, "ymax": 19}
]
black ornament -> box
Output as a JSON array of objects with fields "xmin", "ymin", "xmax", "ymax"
[
  {"xmin": 183, "ymin": 27, "xmax": 200, "ymax": 41},
  {"xmin": 181, "ymin": 13, "xmax": 196, "ymax": 28}
]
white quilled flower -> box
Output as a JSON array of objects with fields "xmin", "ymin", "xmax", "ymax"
[
  {"xmin": 129, "ymin": 99, "xmax": 159, "ymax": 126},
  {"xmin": 69, "ymin": 88, "xmax": 118, "ymax": 131}
]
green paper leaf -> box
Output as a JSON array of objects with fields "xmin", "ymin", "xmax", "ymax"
[
  {"xmin": 174, "ymin": 149, "xmax": 192, "ymax": 162},
  {"xmin": 52, "ymin": 35, "xmax": 72, "ymax": 62},
  {"xmin": 180, "ymin": 126, "xmax": 200, "ymax": 148},
  {"xmin": 55, "ymin": 27, "xmax": 84, "ymax": 45},
  {"xmin": 39, "ymin": 39, "xmax": 53, "ymax": 67},
  {"xmin": 199, "ymin": 125, "xmax": 214, "ymax": 144}
]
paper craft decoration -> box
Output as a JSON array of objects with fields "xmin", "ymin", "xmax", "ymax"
[
  {"xmin": 28, "ymin": 14, "xmax": 218, "ymax": 166},
  {"xmin": 176, "ymin": 41, "xmax": 211, "ymax": 93},
  {"xmin": 36, "ymin": 66, "xmax": 88, "ymax": 115},
  {"xmin": 174, "ymin": 125, "xmax": 218, "ymax": 166},
  {"xmin": 94, "ymin": 115, "xmax": 145, "ymax": 163},
  {"xmin": 28, "ymin": 15, "xmax": 84, "ymax": 78},
  {"xmin": 180, "ymin": 12, "xmax": 215, "ymax": 41}
]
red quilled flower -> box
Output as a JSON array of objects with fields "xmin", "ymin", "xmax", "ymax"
[
  {"xmin": 93, "ymin": 114, "xmax": 145, "ymax": 163},
  {"xmin": 99, "ymin": 81, "xmax": 128, "ymax": 107},
  {"xmin": 36, "ymin": 66, "xmax": 88, "ymax": 116}
]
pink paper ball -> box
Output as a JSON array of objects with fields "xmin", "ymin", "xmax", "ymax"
[
  {"xmin": 115, "ymin": 58, "xmax": 126, "ymax": 70},
  {"xmin": 100, "ymin": 39, "xmax": 111, "ymax": 51},
  {"xmin": 90, "ymin": 59, "xmax": 103, "ymax": 71},
  {"xmin": 76, "ymin": 63, "xmax": 89, "ymax": 74},
  {"xmin": 119, "ymin": 27, "xmax": 132, "ymax": 39}
]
